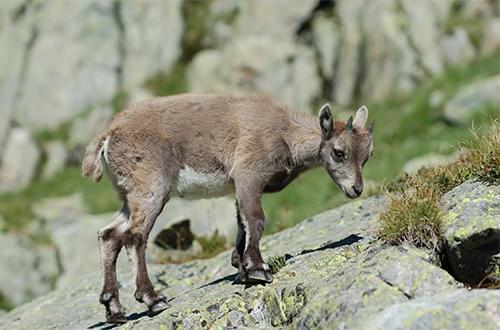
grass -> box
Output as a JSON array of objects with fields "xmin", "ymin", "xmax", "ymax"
[
  {"xmin": 196, "ymin": 231, "xmax": 229, "ymax": 259},
  {"xmin": 378, "ymin": 120, "xmax": 499, "ymax": 251},
  {"xmin": 263, "ymin": 51, "xmax": 500, "ymax": 234},
  {"xmin": 0, "ymin": 167, "xmax": 119, "ymax": 232}
]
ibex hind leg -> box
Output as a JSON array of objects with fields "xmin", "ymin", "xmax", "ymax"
[
  {"xmin": 122, "ymin": 177, "xmax": 172, "ymax": 315},
  {"xmin": 98, "ymin": 206, "xmax": 129, "ymax": 324}
]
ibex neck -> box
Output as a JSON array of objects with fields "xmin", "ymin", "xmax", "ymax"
[{"xmin": 286, "ymin": 112, "xmax": 322, "ymax": 170}]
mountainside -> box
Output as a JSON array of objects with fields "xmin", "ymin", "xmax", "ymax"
[{"xmin": 0, "ymin": 181, "xmax": 498, "ymax": 329}]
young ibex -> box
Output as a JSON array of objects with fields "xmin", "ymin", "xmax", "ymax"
[{"xmin": 82, "ymin": 94, "xmax": 373, "ymax": 323}]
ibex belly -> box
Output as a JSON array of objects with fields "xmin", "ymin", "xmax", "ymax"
[{"xmin": 173, "ymin": 166, "xmax": 234, "ymax": 199}]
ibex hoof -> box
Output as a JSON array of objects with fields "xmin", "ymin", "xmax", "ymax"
[
  {"xmin": 247, "ymin": 269, "xmax": 273, "ymax": 284},
  {"xmin": 148, "ymin": 295, "xmax": 170, "ymax": 315},
  {"xmin": 105, "ymin": 311, "xmax": 127, "ymax": 324}
]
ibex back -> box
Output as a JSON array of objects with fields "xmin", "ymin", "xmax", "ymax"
[{"xmin": 82, "ymin": 93, "xmax": 374, "ymax": 323}]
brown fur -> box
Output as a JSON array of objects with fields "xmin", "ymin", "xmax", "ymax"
[{"xmin": 82, "ymin": 93, "xmax": 373, "ymax": 323}]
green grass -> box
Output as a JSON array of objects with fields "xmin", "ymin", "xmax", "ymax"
[
  {"xmin": 262, "ymin": 51, "xmax": 500, "ymax": 234},
  {"xmin": 0, "ymin": 167, "xmax": 119, "ymax": 232},
  {"xmin": 378, "ymin": 120, "xmax": 499, "ymax": 252}
]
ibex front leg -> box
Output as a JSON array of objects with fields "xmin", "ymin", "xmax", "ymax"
[{"xmin": 234, "ymin": 185, "xmax": 273, "ymax": 284}]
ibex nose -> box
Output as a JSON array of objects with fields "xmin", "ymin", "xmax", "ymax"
[{"xmin": 352, "ymin": 183, "xmax": 363, "ymax": 197}]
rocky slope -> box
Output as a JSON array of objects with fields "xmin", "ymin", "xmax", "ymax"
[{"xmin": 0, "ymin": 181, "xmax": 498, "ymax": 329}]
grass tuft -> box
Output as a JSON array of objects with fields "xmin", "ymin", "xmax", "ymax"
[
  {"xmin": 196, "ymin": 231, "xmax": 228, "ymax": 259},
  {"xmin": 378, "ymin": 120, "xmax": 500, "ymax": 250},
  {"xmin": 267, "ymin": 255, "xmax": 287, "ymax": 274}
]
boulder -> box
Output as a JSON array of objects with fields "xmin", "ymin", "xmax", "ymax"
[
  {"xmin": 32, "ymin": 194, "xmax": 86, "ymax": 229},
  {"xmin": 370, "ymin": 289, "xmax": 500, "ymax": 330},
  {"xmin": 41, "ymin": 141, "xmax": 67, "ymax": 180},
  {"xmin": 0, "ymin": 128, "xmax": 40, "ymax": 193},
  {"xmin": 9, "ymin": 1, "xmax": 119, "ymax": 130},
  {"xmin": 188, "ymin": 36, "xmax": 321, "ymax": 112},
  {"xmin": 481, "ymin": 18, "xmax": 500, "ymax": 56},
  {"xmin": 153, "ymin": 197, "xmax": 238, "ymax": 248},
  {"xmin": 441, "ymin": 28, "xmax": 475, "ymax": 66},
  {"xmin": 51, "ymin": 213, "xmax": 128, "ymax": 289},
  {"xmin": 121, "ymin": 0, "xmax": 183, "ymax": 93},
  {"xmin": 69, "ymin": 106, "xmax": 112, "ymax": 148},
  {"xmin": 444, "ymin": 74, "xmax": 500, "ymax": 124},
  {"xmin": 403, "ymin": 152, "xmax": 459, "ymax": 174},
  {"xmin": 441, "ymin": 181, "xmax": 500, "ymax": 284},
  {"xmin": 1, "ymin": 0, "xmax": 183, "ymax": 131},
  {"xmin": 0, "ymin": 233, "xmax": 60, "ymax": 307}
]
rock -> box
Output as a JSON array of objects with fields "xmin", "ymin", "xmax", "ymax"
[
  {"xmin": 51, "ymin": 213, "xmax": 128, "ymax": 289},
  {"xmin": 441, "ymin": 28, "xmax": 475, "ymax": 66},
  {"xmin": 444, "ymin": 74, "xmax": 500, "ymax": 124},
  {"xmin": 400, "ymin": 0, "xmax": 448, "ymax": 76},
  {"xmin": 151, "ymin": 219, "xmax": 205, "ymax": 264},
  {"xmin": 481, "ymin": 18, "xmax": 500, "ymax": 56},
  {"xmin": 69, "ymin": 106, "xmax": 112, "ymax": 148},
  {"xmin": 312, "ymin": 15, "xmax": 340, "ymax": 81},
  {"xmin": 153, "ymin": 197, "xmax": 237, "ymax": 247},
  {"xmin": 0, "ymin": 128, "xmax": 40, "ymax": 193},
  {"xmin": 121, "ymin": 0, "xmax": 183, "ymax": 92},
  {"xmin": 41, "ymin": 141, "xmax": 67, "ymax": 180},
  {"xmin": 370, "ymin": 289, "xmax": 500, "ymax": 330},
  {"xmin": 441, "ymin": 181, "xmax": 500, "ymax": 284},
  {"xmin": 0, "ymin": 233, "xmax": 60, "ymax": 307},
  {"xmin": 32, "ymin": 194, "xmax": 86, "ymax": 229},
  {"xmin": 224, "ymin": 0, "xmax": 317, "ymax": 40},
  {"xmin": 1, "ymin": 183, "xmax": 498, "ymax": 328},
  {"xmin": 188, "ymin": 36, "xmax": 321, "ymax": 112},
  {"xmin": 403, "ymin": 152, "xmax": 459, "ymax": 174},
  {"xmin": 1, "ymin": 0, "xmax": 183, "ymax": 131},
  {"xmin": 9, "ymin": 1, "xmax": 119, "ymax": 130}
]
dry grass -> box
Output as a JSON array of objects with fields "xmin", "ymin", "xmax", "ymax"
[{"xmin": 378, "ymin": 120, "xmax": 500, "ymax": 251}]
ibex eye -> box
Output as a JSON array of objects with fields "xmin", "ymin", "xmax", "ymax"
[{"xmin": 333, "ymin": 149, "xmax": 345, "ymax": 159}]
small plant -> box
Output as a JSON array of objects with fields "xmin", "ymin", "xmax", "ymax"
[
  {"xmin": 378, "ymin": 120, "xmax": 499, "ymax": 250},
  {"xmin": 267, "ymin": 255, "xmax": 287, "ymax": 274},
  {"xmin": 196, "ymin": 231, "xmax": 228, "ymax": 259}
]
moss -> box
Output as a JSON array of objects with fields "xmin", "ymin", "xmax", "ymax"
[
  {"xmin": 0, "ymin": 292, "xmax": 13, "ymax": 311},
  {"xmin": 144, "ymin": 62, "xmax": 188, "ymax": 96}
]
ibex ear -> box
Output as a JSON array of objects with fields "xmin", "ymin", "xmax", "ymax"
[
  {"xmin": 353, "ymin": 105, "xmax": 368, "ymax": 128},
  {"xmin": 318, "ymin": 103, "xmax": 333, "ymax": 139}
]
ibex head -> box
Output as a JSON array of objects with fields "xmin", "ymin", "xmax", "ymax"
[{"xmin": 318, "ymin": 103, "xmax": 374, "ymax": 199}]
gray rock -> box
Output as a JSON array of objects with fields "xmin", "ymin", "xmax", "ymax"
[
  {"xmin": 188, "ymin": 36, "xmax": 321, "ymax": 112},
  {"xmin": 481, "ymin": 18, "xmax": 500, "ymax": 56},
  {"xmin": 441, "ymin": 28, "xmax": 475, "ymax": 66},
  {"xmin": 224, "ymin": 0, "xmax": 317, "ymax": 41},
  {"xmin": 369, "ymin": 289, "xmax": 500, "ymax": 330},
  {"xmin": 0, "ymin": 128, "xmax": 40, "ymax": 193},
  {"xmin": 1, "ymin": 183, "xmax": 498, "ymax": 329},
  {"xmin": 32, "ymin": 194, "xmax": 86, "ymax": 229},
  {"xmin": 41, "ymin": 141, "xmax": 67, "ymax": 180},
  {"xmin": 1, "ymin": 0, "xmax": 183, "ymax": 132},
  {"xmin": 403, "ymin": 152, "xmax": 459, "ymax": 174},
  {"xmin": 312, "ymin": 15, "xmax": 340, "ymax": 81},
  {"xmin": 10, "ymin": 1, "xmax": 119, "ymax": 130},
  {"xmin": 441, "ymin": 181, "xmax": 500, "ymax": 284},
  {"xmin": 0, "ymin": 233, "xmax": 60, "ymax": 307},
  {"xmin": 444, "ymin": 74, "xmax": 500, "ymax": 124},
  {"xmin": 400, "ymin": 0, "xmax": 448, "ymax": 75},
  {"xmin": 153, "ymin": 197, "xmax": 237, "ymax": 248},
  {"xmin": 52, "ymin": 213, "xmax": 128, "ymax": 289},
  {"xmin": 69, "ymin": 106, "xmax": 112, "ymax": 148},
  {"xmin": 121, "ymin": 0, "xmax": 183, "ymax": 92}
]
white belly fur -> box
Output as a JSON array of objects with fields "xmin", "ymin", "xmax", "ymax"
[{"xmin": 174, "ymin": 166, "xmax": 234, "ymax": 199}]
